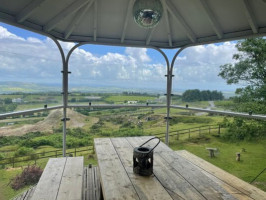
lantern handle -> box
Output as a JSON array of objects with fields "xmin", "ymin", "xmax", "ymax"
[{"xmin": 139, "ymin": 137, "xmax": 160, "ymax": 153}]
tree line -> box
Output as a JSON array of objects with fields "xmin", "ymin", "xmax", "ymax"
[{"xmin": 182, "ymin": 89, "xmax": 224, "ymax": 102}]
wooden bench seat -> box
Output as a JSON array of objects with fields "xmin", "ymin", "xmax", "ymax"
[
  {"xmin": 13, "ymin": 160, "xmax": 103, "ymax": 200},
  {"xmin": 31, "ymin": 157, "xmax": 83, "ymax": 200},
  {"xmin": 83, "ymin": 165, "xmax": 103, "ymax": 200}
]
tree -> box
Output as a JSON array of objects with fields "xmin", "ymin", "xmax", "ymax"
[
  {"xmin": 182, "ymin": 89, "xmax": 201, "ymax": 102},
  {"xmin": 182, "ymin": 89, "xmax": 224, "ymax": 102},
  {"xmin": 4, "ymin": 98, "xmax": 12, "ymax": 104},
  {"xmin": 219, "ymin": 38, "xmax": 266, "ymax": 141},
  {"xmin": 219, "ymin": 38, "xmax": 266, "ymax": 101}
]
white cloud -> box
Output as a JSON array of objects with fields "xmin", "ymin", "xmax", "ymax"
[
  {"xmin": 0, "ymin": 26, "xmax": 24, "ymax": 40},
  {"xmin": 0, "ymin": 25, "xmax": 239, "ymax": 91},
  {"xmin": 125, "ymin": 47, "xmax": 151, "ymax": 62},
  {"xmin": 172, "ymin": 42, "xmax": 238, "ymax": 90}
]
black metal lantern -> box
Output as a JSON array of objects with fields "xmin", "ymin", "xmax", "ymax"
[{"xmin": 133, "ymin": 137, "xmax": 160, "ymax": 176}]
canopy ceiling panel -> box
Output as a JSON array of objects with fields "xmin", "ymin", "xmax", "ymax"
[
  {"xmin": 169, "ymin": 0, "xmax": 214, "ymax": 38},
  {"xmin": 207, "ymin": 1, "xmax": 250, "ymax": 32},
  {"xmin": 0, "ymin": 0, "xmax": 266, "ymax": 49}
]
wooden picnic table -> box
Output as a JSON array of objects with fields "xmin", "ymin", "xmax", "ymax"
[{"xmin": 94, "ymin": 136, "xmax": 266, "ymax": 200}]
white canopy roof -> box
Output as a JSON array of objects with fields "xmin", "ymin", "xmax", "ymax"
[{"xmin": 0, "ymin": 0, "xmax": 266, "ymax": 49}]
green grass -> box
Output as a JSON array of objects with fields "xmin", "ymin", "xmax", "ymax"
[
  {"xmin": 0, "ymin": 167, "xmax": 26, "ymax": 200},
  {"xmin": 104, "ymin": 95, "xmax": 156, "ymax": 104}
]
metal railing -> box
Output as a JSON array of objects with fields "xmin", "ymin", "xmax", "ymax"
[{"xmin": 0, "ymin": 104, "xmax": 265, "ymax": 120}]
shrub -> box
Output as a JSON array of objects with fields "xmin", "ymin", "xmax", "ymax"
[
  {"xmin": 14, "ymin": 147, "xmax": 34, "ymax": 157},
  {"xmin": 170, "ymin": 116, "xmax": 213, "ymax": 125},
  {"xmin": 10, "ymin": 165, "xmax": 43, "ymax": 190},
  {"xmin": 222, "ymin": 118, "xmax": 266, "ymax": 141}
]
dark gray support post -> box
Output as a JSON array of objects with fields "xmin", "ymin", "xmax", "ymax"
[{"xmin": 62, "ymin": 60, "xmax": 69, "ymax": 157}]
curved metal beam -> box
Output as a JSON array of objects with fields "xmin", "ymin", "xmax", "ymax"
[
  {"xmin": 47, "ymin": 36, "xmax": 68, "ymax": 157},
  {"xmin": 163, "ymin": 46, "xmax": 189, "ymax": 145}
]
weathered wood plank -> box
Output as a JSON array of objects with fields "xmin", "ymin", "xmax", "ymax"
[
  {"xmin": 31, "ymin": 158, "xmax": 67, "ymax": 200},
  {"xmin": 176, "ymin": 150, "xmax": 266, "ymax": 200},
  {"xmin": 111, "ymin": 137, "xmax": 173, "ymax": 200},
  {"xmin": 57, "ymin": 157, "xmax": 83, "ymax": 200},
  {"xmin": 83, "ymin": 165, "xmax": 103, "ymax": 200},
  {"xmin": 126, "ymin": 137, "xmax": 206, "ymax": 200},
  {"xmin": 94, "ymin": 138, "xmax": 139, "ymax": 200},
  {"xmin": 160, "ymin": 151, "xmax": 239, "ymax": 200},
  {"xmin": 88, "ymin": 167, "xmax": 93, "ymax": 200},
  {"xmin": 24, "ymin": 186, "xmax": 36, "ymax": 200},
  {"xmin": 93, "ymin": 166, "xmax": 102, "ymax": 200},
  {"xmin": 91, "ymin": 166, "xmax": 96, "ymax": 199},
  {"xmin": 82, "ymin": 167, "xmax": 87, "ymax": 200}
]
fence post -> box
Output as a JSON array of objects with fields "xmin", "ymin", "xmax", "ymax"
[
  {"xmin": 199, "ymin": 128, "xmax": 201, "ymax": 136},
  {"xmin": 75, "ymin": 148, "xmax": 76, "ymax": 157},
  {"xmin": 56, "ymin": 150, "xmax": 58, "ymax": 158},
  {"xmin": 189, "ymin": 129, "xmax": 190, "ymax": 139},
  {"xmin": 218, "ymin": 125, "xmax": 221, "ymax": 135},
  {"xmin": 176, "ymin": 132, "xmax": 179, "ymax": 140},
  {"xmin": 12, "ymin": 157, "xmax": 15, "ymax": 168},
  {"xmin": 209, "ymin": 126, "xmax": 211, "ymax": 134}
]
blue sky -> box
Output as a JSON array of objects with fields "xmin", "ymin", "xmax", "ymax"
[{"xmin": 0, "ymin": 22, "xmax": 240, "ymax": 93}]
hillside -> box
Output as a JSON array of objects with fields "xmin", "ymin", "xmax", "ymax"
[{"xmin": 0, "ymin": 109, "xmax": 86, "ymax": 136}]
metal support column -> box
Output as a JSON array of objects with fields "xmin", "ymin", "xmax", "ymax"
[
  {"xmin": 153, "ymin": 48, "xmax": 171, "ymax": 145},
  {"xmin": 165, "ymin": 47, "xmax": 188, "ymax": 145},
  {"xmin": 48, "ymin": 38, "xmax": 67, "ymax": 157},
  {"xmin": 61, "ymin": 60, "xmax": 69, "ymax": 157}
]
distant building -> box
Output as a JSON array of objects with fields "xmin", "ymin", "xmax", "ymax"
[
  {"xmin": 12, "ymin": 98, "xmax": 23, "ymax": 103},
  {"xmin": 127, "ymin": 101, "xmax": 138, "ymax": 104}
]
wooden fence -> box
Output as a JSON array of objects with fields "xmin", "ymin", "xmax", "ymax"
[
  {"xmin": 0, "ymin": 146, "xmax": 94, "ymax": 168},
  {"xmin": 154, "ymin": 125, "xmax": 221, "ymax": 140},
  {"xmin": 0, "ymin": 125, "xmax": 221, "ymax": 168}
]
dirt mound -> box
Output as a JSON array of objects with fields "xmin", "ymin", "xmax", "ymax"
[{"xmin": 0, "ymin": 109, "xmax": 86, "ymax": 136}]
